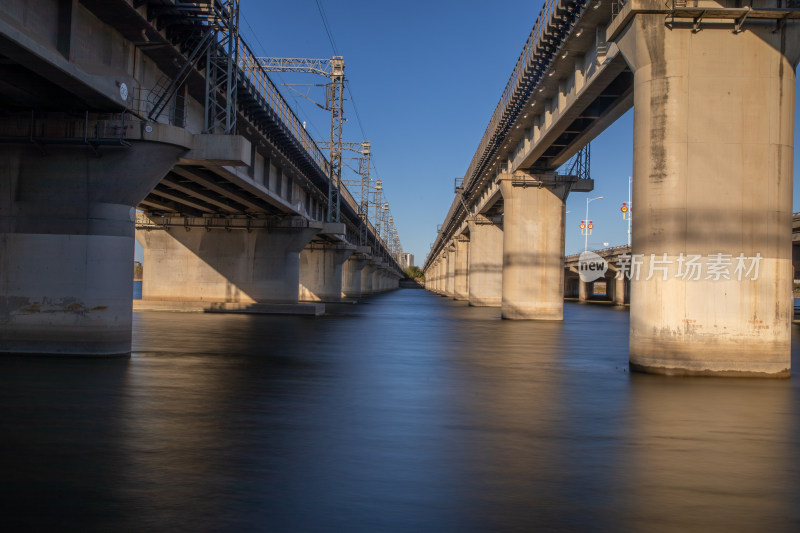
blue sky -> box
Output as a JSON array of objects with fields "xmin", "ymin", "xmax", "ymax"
[{"xmin": 136, "ymin": 0, "xmax": 800, "ymax": 265}]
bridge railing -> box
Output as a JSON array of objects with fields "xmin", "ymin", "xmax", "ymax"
[
  {"xmin": 428, "ymin": 0, "xmax": 587, "ymax": 269},
  {"xmin": 235, "ymin": 38, "xmax": 373, "ymax": 236},
  {"xmin": 462, "ymin": 0, "xmax": 562, "ymax": 192},
  {"xmin": 236, "ymin": 38, "xmax": 331, "ymax": 178}
]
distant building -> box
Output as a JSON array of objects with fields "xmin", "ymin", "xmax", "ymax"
[{"xmin": 399, "ymin": 253, "xmax": 414, "ymax": 269}]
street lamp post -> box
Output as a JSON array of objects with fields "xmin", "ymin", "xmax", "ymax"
[{"xmin": 584, "ymin": 196, "xmax": 603, "ymax": 252}]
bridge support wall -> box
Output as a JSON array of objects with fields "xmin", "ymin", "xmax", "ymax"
[
  {"xmin": 361, "ymin": 264, "xmax": 373, "ymax": 295},
  {"xmin": 436, "ymin": 255, "xmax": 445, "ymax": 296},
  {"xmin": 436, "ymin": 259, "xmax": 444, "ymax": 294},
  {"xmin": 137, "ymin": 225, "xmax": 319, "ymax": 304},
  {"xmin": 499, "ymin": 176, "xmax": 568, "ymax": 319},
  {"xmin": 613, "ymin": 276, "xmax": 626, "ymax": 306},
  {"xmin": 342, "ymin": 253, "xmax": 369, "ymax": 299},
  {"xmin": 467, "ymin": 220, "xmax": 503, "ymax": 306},
  {"xmin": 617, "ymin": 15, "xmax": 800, "ymax": 376},
  {"xmin": 454, "ymin": 237, "xmax": 469, "ymax": 300},
  {"xmin": 299, "ymin": 244, "xmax": 355, "ymax": 302},
  {"xmin": 445, "ymin": 246, "xmax": 456, "ymax": 297},
  {"xmin": 578, "ymin": 280, "xmax": 590, "ymax": 302},
  {"xmin": 0, "ymin": 143, "xmax": 183, "ymax": 356}
]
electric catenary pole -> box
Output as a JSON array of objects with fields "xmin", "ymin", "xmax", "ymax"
[{"xmin": 251, "ymin": 57, "xmax": 345, "ymax": 222}]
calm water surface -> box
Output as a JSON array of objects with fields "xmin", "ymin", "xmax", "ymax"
[{"xmin": 1, "ymin": 289, "xmax": 799, "ymax": 532}]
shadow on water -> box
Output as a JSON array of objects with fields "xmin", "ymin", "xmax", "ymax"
[{"xmin": 0, "ymin": 291, "xmax": 799, "ymax": 532}]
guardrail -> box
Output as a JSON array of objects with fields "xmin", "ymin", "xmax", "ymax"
[
  {"xmin": 236, "ymin": 38, "xmax": 331, "ymax": 178},
  {"xmin": 428, "ymin": 0, "xmax": 588, "ymax": 269}
]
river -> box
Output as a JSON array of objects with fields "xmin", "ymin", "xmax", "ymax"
[{"xmin": 1, "ymin": 289, "xmax": 799, "ymax": 532}]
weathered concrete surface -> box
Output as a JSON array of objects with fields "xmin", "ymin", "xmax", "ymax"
[
  {"xmin": 361, "ymin": 260, "xmax": 379, "ymax": 295},
  {"xmin": 299, "ymin": 243, "xmax": 355, "ymax": 302},
  {"xmin": 342, "ymin": 248, "xmax": 370, "ymax": 299},
  {"xmin": 137, "ymin": 225, "xmax": 320, "ymax": 304},
  {"xmin": 499, "ymin": 175, "xmax": 568, "ymax": 320},
  {"xmin": 467, "ymin": 219, "xmax": 503, "ymax": 306},
  {"xmin": 0, "ymin": 142, "xmax": 184, "ymax": 356},
  {"xmin": 617, "ymin": 14, "xmax": 800, "ymax": 376},
  {"xmin": 454, "ymin": 237, "xmax": 469, "ymax": 300}
]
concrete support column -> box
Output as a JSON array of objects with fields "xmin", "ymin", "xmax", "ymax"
[
  {"xmin": 138, "ymin": 224, "xmax": 320, "ymax": 304},
  {"xmin": 616, "ymin": 16, "xmax": 800, "ymax": 376},
  {"xmin": 440, "ymin": 258, "xmax": 445, "ymax": 293},
  {"xmin": 361, "ymin": 261, "xmax": 377, "ymax": 295},
  {"xmin": 445, "ymin": 245, "xmax": 456, "ymax": 298},
  {"xmin": 613, "ymin": 275, "xmax": 626, "ymax": 306},
  {"xmin": 299, "ymin": 243, "xmax": 355, "ymax": 302},
  {"xmin": 342, "ymin": 249, "xmax": 370, "ymax": 299},
  {"xmin": 1, "ymin": 143, "xmax": 183, "ymax": 356},
  {"xmin": 467, "ymin": 219, "xmax": 503, "ymax": 306},
  {"xmin": 578, "ymin": 280, "xmax": 590, "ymax": 302},
  {"xmin": 437, "ymin": 254, "xmax": 448, "ymax": 296},
  {"xmin": 372, "ymin": 264, "xmax": 385, "ymax": 293},
  {"xmin": 499, "ymin": 174, "xmax": 568, "ymax": 320},
  {"xmin": 454, "ymin": 236, "xmax": 470, "ymax": 300}
]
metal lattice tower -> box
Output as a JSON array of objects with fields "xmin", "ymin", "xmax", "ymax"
[
  {"xmin": 334, "ymin": 141, "xmax": 372, "ymax": 246},
  {"xmin": 357, "ymin": 141, "xmax": 371, "ymax": 246},
  {"xmin": 253, "ymin": 57, "xmax": 345, "ymax": 222},
  {"xmin": 204, "ymin": 0, "xmax": 239, "ymax": 134},
  {"xmin": 146, "ymin": 0, "xmax": 239, "ymax": 134}
]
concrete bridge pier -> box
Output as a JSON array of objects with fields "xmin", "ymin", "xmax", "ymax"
[
  {"xmin": 454, "ymin": 236, "xmax": 469, "ymax": 300},
  {"xmin": 445, "ymin": 244, "xmax": 456, "ymax": 297},
  {"xmin": 432, "ymin": 257, "xmax": 441, "ymax": 294},
  {"xmin": 616, "ymin": 14, "xmax": 800, "ymax": 376},
  {"xmin": 0, "ymin": 141, "xmax": 184, "ymax": 356},
  {"xmin": 371, "ymin": 264, "xmax": 384, "ymax": 293},
  {"xmin": 299, "ymin": 242, "xmax": 355, "ymax": 302},
  {"xmin": 612, "ymin": 275, "xmax": 627, "ymax": 306},
  {"xmin": 137, "ymin": 221, "xmax": 321, "ymax": 305},
  {"xmin": 360, "ymin": 261, "xmax": 377, "ymax": 295},
  {"xmin": 436, "ymin": 253, "xmax": 447, "ymax": 296},
  {"xmin": 437, "ymin": 252, "xmax": 447, "ymax": 296},
  {"xmin": 467, "ymin": 218, "xmax": 503, "ymax": 306},
  {"xmin": 342, "ymin": 248, "xmax": 371, "ymax": 299},
  {"xmin": 578, "ymin": 280, "xmax": 590, "ymax": 302},
  {"xmin": 499, "ymin": 173, "xmax": 569, "ymax": 320}
]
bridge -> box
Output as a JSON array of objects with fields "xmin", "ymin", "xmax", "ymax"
[
  {"xmin": 424, "ymin": 0, "xmax": 800, "ymax": 377},
  {"xmin": 0, "ymin": 0, "xmax": 404, "ymax": 357}
]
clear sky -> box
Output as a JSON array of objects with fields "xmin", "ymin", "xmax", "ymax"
[{"xmin": 136, "ymin": 0, "xmax": 800, "ymax": 265}]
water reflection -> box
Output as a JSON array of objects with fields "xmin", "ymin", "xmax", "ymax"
[
  {"xmin": 621, "ymin": 374, "xmax": 798, "ymax": 532},
  {"xmin": 0, "ymin": 292, "xmax": 798, "ymax": 532}
]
